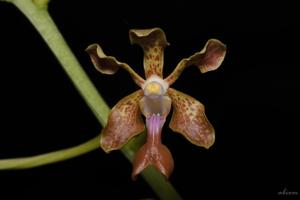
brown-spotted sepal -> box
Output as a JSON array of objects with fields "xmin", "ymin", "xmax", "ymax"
[
  {"xmin": 100, "ymin": 90, "xmax": 145, "ymax": 152},
  {"xmin": 168, "ymin": 88, "xmax": 215, "ymax": 149},
  {"xmin": 129, "ymin": 28, "xmax": 169, "ymax": 79}
]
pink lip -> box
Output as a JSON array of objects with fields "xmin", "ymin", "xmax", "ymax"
[{"xmin": 132, "ymin": 114, "xmax": 174, "ymax": 180}]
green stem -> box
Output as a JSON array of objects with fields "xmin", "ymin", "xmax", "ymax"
[
  {"xmin": 0, "ymin": 0, "xmax": 182, "ymax": 199},
  {"xmin": 14, "ymin": 0, "xmax": 110, "ymax": 125},
  {"xmin": 0, "ymin": 135, "xmax": 100, "ymax": 169}
]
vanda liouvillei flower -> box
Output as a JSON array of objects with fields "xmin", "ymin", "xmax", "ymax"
[{"xmin": 86, "ymin": 28, "xmax": 226, "ymax": 179}]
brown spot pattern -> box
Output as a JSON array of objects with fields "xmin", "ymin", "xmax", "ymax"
[
  {"xmin": 144, "ymin": 45, "xmax": 164, "ymax": 78},
  {"xmin": 129, "ymin": 28, "xmax": 169, "ymax": 79},
  {"xmin": 100, "ymin": 90, "xmax": 145, "ymax": 152},
  {"xmin": 168, "ymin": 88, "xmax": 215, "ymax": 149}
]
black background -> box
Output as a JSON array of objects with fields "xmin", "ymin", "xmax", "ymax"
[{"xmin": 0, "ymin": 0, "xmax": 299, "ymax": 199}]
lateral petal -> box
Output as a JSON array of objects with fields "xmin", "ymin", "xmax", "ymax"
[
  {"xmin": 165, "ymin": 39, "xmax": 226, "ymax": 85},
  {"xmin": 86, "ymin": 43, "xmax": 145, "ymax": 87}
]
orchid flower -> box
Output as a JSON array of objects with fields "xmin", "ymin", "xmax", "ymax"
[{"xmin": 86, "ymin": 28, "xmax": 226, "ymax": 180}]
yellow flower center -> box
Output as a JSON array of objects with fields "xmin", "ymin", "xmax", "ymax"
[{"xmin": 145, "ymin": 82, "xmax": 162, "ymax": 95}]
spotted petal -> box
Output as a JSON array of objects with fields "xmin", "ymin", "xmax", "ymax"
[
  {"xmin": 129, "ymin": 28, "xmax": 169, "ymax": 78},
  {"xmin": 100, "ymin": 90, "xmax": 145, "ymax": 152},
  {"xmin": 86, "ymin": 44, "xmax": 145, "ymax": 87},
  {"xmin": 168, "ymin": 88, "xmax": 215, "ymax": 149},
  {"xmin": 165, "ymin": 39, "xmax": 226, "ymax": 85}
]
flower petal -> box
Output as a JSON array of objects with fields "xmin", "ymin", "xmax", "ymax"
[
  {"xmin": 165, "ymin": 39, "xmax": 226, "ymax": 85},
  {"xmin": 86, "ymin": 44, "xmax": 145, "ymax": 87},
  {"xmin": 132, "ymin": 114, "xmax": 174, "ymax": 179},
  {"xmin": 129, "ymin": 28, "xmax": 169, "ymax": 78},
  {"xmin": 168, "ymin": 88, "xmax": 215, "ymax": 149},
  {"xmin": 100, "ymin": 90, "xmax": 145, "ymax": 152}
]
